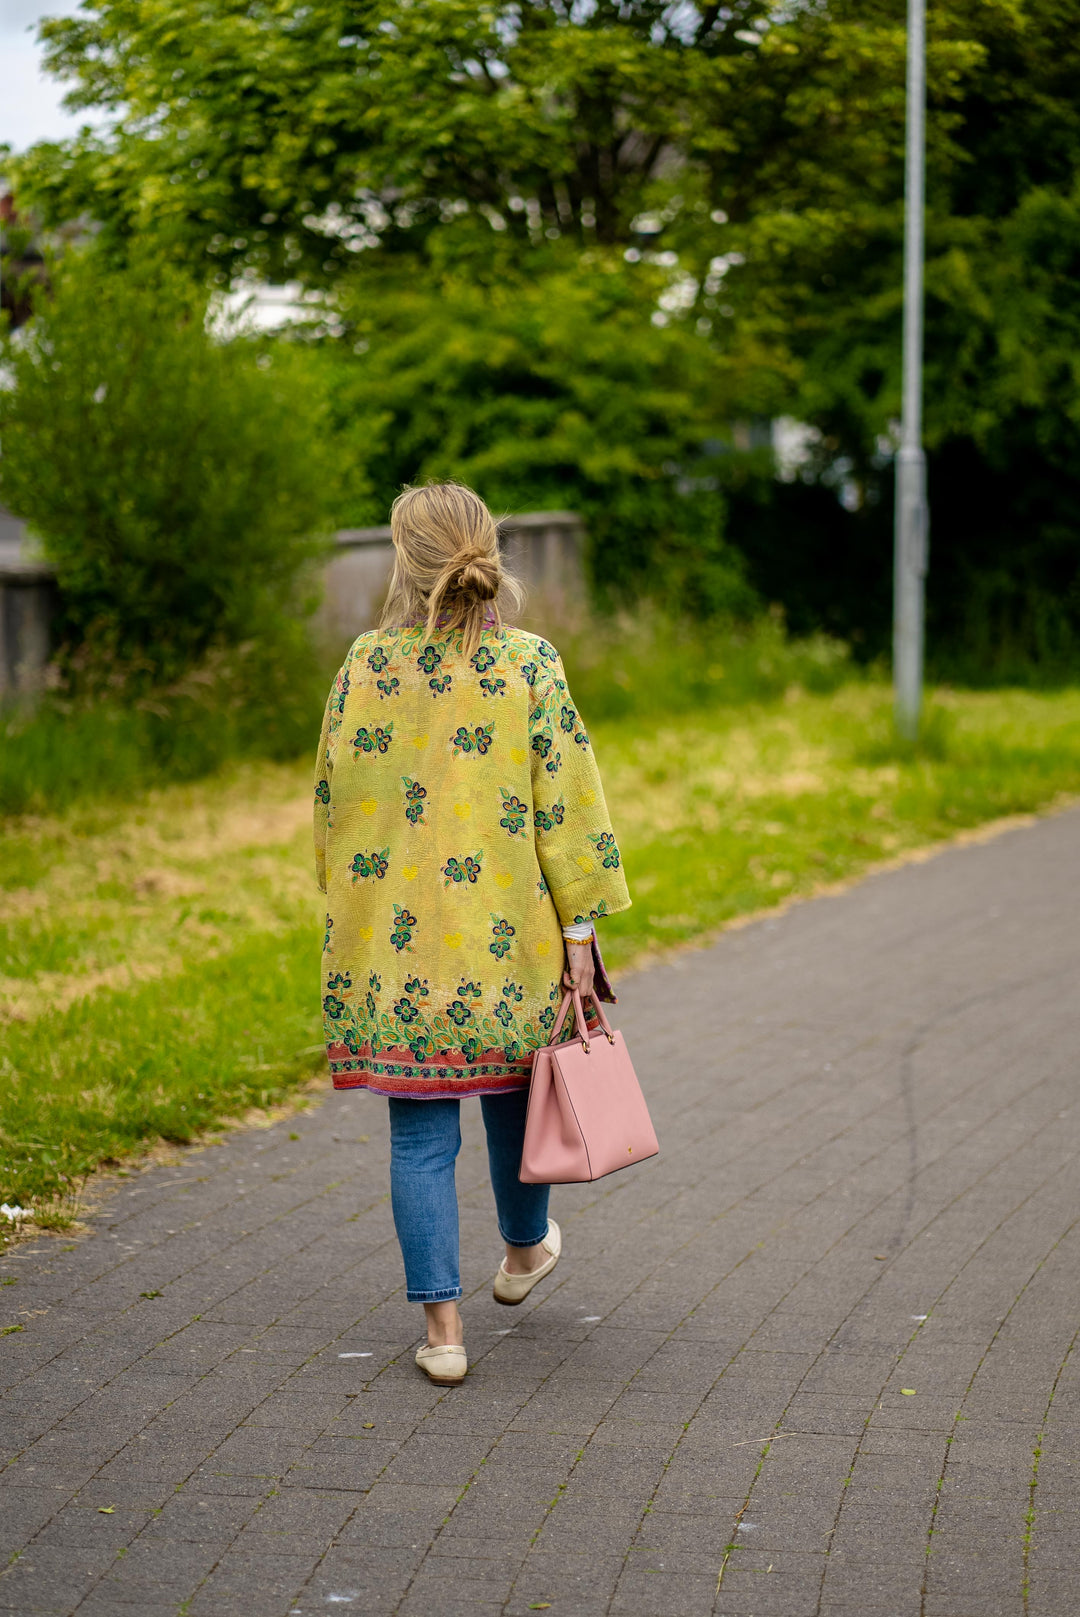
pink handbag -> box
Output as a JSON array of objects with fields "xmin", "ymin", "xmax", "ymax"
[{"xmin": 519, "ymin": 990, "xmax": 659, "ymax": 1184}]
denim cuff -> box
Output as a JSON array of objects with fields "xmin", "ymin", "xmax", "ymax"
[
  {"xmin": 405, "ymin": 1285, "xmax": 463, "ymax": 1304},
  {"xmin": 500, "ymin": 1228, "xmax": 550, "ymax": 1249}
]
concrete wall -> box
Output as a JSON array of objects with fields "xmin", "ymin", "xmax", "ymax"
[
  {"xmin": 0, "ymin": 509, "xmax": 587, "ymax": 695},
  {"xmin": 316, "ymin": 509, "xmax": 585, "ymax": 652}
]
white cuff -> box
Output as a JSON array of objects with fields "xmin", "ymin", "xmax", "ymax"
[{"xmin": 561, "ymin": 921, "xmax": 595, "ymax": 941}]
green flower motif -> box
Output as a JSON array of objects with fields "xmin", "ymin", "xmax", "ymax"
[
  {"xmin": 404, "ymin": 976, "xmax": 429, "ymax": 998},
  {"xmin": 409, "ymin": 1033, "xmax": 432, "ymax": 1061},
  {"xmin": 503, "ymin": 1038, "xmax": 523, "ymax": 1062},
  {"xmin": 520, "ymin": 661, "xmax": 538, "ymax": 687},
  {"xmin": 502, "ymin": 979, "xmax": 524, "ymax": 1003},
  {"xmin": 429, "ymin": 673, "xmax": 452, "ymax": 695},
  {"xmin": 443, "ymin": 852, "xmax": 483, "ymax": 887},
  {"xmin": 489, "ymin": 915, "xmax": 515, "ymax": 960},
  {"xmin": 323, "ymin": 914, "xmax": 333, "ymax": 952},
  {"xmin": 499, "ymin": 789, "xmax": 527, "ymax": 836},
  {"xmin": 417, "ymin": 645, "xmax": 442, "ymax": 674},
  {"xmin": 536, "ymin": 640, "xmax": 558, "ymax": 663},
  {"xmin": 377, "ymin": 675, "xmax": 400, "ymax": 699},
  {"xmin": 480, "ymin": 676, "xmax": 506, "ymax": 698},
  {"xmin": 394, "ymin": 998, "xmax": 420, "ymax": 1024},
  {"xmin": 327, "ymin": 971, "xmax": 352, "ymax": 991},
  {"xmin": 402, "ymin": 775, "xmax": 427, "ymax": 825},
  {"xmin": 574, "ymin": 727, "xmax": 590, "ymax": 749},
  {"xmin": 530, "ymin": 730, "xmax": 552, "ymax": 760},
  {"xmin": 573, "ymin": 902, "xmax": 609, "ymax": 923},
  {"xmin": 352, "ymin": 723, "xmax": 394, "ymax": 756},
  {"xmin": 446, "ymin": 999, "xmax": 473, "ymax": 1027},
  {"xmin": 367, "ymin": 647, "xmax": 390, "ymax": 673},
  {"xmin": 365, "ymin": 991, "xmax": 377, "ymax": 1017},
  {"xmin": 537, "ymin": 873, "xmax": 549, "ymax": 897},
  {"xmin": 343, "ymin": 1026, "xmax": 361, "ymax": 1055},
  {"xmin": 471, "ymin": 645, "xmax": 497, "ymax": 673},
  {"xmin": 534, "ymin": 806, "xmax": 553, "ymax": 833},
  {"xmin": 350, "ymin": 847, "xmax": 389, "ymax": 882},
  {"xmin": 495, "ymin": 1000, "xmax": 515, "ymax": 1028},
  {"xmin": 390, "ymin": 904, "xmax": 417, "ymax": 953},
  {"xmin": 461, "ymin": 1034, "xmax": 484, "ymax": 1063},
  {"xmin": 315, "ymin": 778, "xmax": 330, "ymax": 805},
  {"xmin": 457, "ymin": 980, "xmax": 483, "ymax": 999},
  {"xmin": 369, "ymin": 971, "xmax": 382, "ymax": 992},
  {"xmin": 589, "ymin": 831, "xmax": 621, "ymax": 870},
  {"xmin": 539, "ymin": 1004, "xmax": 555, "ymax": 1030},
  {"xmin": 544, "ymin": 750, "xmax": 562, "ymax": 776},
  {"xmin": 330, "ymin": 667, "xmax": 350, "ymax": 715},
  {"xmin": 559, "ymin": 704, "xmax": 577, "ymax": 733},
  {"xmin": 323, "ymin": 993, "xmax": 346, "ymax": 1020}
]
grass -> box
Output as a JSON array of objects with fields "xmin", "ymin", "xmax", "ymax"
[{"xmin": 3, "ymin": 663, "xmax": 1080, "ymax": 1216}]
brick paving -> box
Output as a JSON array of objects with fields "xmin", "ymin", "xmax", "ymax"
[{"xmin": 3, "ymin": 808, "xmax": 1080, "ymax": 1616}]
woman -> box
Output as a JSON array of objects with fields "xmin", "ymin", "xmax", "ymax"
[{"xmin": 314, "ymin": 482, "xmax": 630, "ymax": 1385}]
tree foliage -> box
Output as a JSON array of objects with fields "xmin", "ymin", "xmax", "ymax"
[
  {"xmin": 11, "ymin": 0, "xmax": 1080, "ymax": 669},
  {"xmin": 0, "ymin": 258, "xmax": 333, "ymax": 678}
]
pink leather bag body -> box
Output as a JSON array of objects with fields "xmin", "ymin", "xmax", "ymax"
[{"xmin": 519, "ymin": 990, "xmax": 659, "ymax": 1184}]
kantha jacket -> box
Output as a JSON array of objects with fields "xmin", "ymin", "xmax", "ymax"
[{"xmin": 314, "ymin": 623, "xmax": 631, "ymax": 1097}]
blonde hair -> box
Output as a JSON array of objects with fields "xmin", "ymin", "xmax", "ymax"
[{"xmin": 380, "ymin": 481, "xmax": 524, "ymax": 656}]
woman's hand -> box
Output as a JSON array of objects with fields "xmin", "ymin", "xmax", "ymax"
[{"xmin": 563, "ymin": 939, "xmax": 596, "ymax": 1000}]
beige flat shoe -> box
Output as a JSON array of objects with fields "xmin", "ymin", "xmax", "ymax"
[
  {"xmin": 493, "ymin": 1219, "xmax": 562, "ymax": 1306},
  {"xmin": 415, "ymin": 1343, "xmax": 467, "ymax": 1386}
]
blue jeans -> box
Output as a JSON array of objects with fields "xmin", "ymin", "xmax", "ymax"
[{"xmin": 387, "ymin": 1090, "xmax": 551, "ymax": 1303}]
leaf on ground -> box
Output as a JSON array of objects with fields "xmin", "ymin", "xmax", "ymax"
[
  {"xmin": 98, "ymin": 1506, "xmax": 116, "ymax": 1514},
  {"xmin": 901, "ymin": 1388, "xmax": 917, "ymax": 1395}
]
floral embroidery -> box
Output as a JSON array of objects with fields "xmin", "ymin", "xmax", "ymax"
[
  {"xmin": 574, "ymin": 726, "xmax": 590, "ymax": 749},
  {"xmin": 331, "ymin": 667, "xmax": 350, "ymax": 715},
  {"xmin": 495, "ymin": 999, "xmax": 515, "ymax": 1028},
  {"xmin": 534, "ymin": 798, "xmax": 564, "ymax": 834},
  {"xmin": 351, "ymin": 847, "xmax": 389, "ymax": 881},
  {"xmin": 489, "ymin": 915, "xmax": 515, "ymax": 959},
  {"xmin": 352, "ymin": 723, "xmax": 394, "ymax": 756},
  {"xmin": 323, "ymin": 913, "xmax": 333, "ymax": 951},
  {"xmin": 394, "ymin": 997, "xmax": 421, "ymax": 1024},
  {"xmin": 559, "ymin": 705, "xmax": 577, "ymax": 734},
  {"xmin": 429, "ymin": 673, "xmax": 452, "ymax": 695},
  {"xmin": 573, "ymin": 901, "xmax": 610, "ymax": 923},
  {"xmin": 499, "ymin": 790, "xmax": 528, "ymax": 836},
  {"xmin": 402, "ymin": 776, "xmax": 427, "ymax": 825},
  {"xmin": 367, "ymin": 647, "xmax": 390, "ymax": 673},
  {"xmin": 451, "ymin": 723, "xmax": 494, "ymax": 756},
  {"xmin": 589, "ymin": 831, "xmax": 621, "ymax": 869},
  {"xmin": 520, "ymin": 661, "xmax": 538, "ymax": 687},
  {"xmin": 324, "ymin": 993, "xmax": 346, "ymax": 1020},
  {"xmin": 530, "ymin": 729, "xmax": 552, "ymax": 760},
  {"xmin": 315, "ymin": 778, "xmax": 330, "ymax": 805},
  {"xmin": 390, "ymin": 904, "xmax": 417, "ymax": 952},
  {"xmin": 369, "ymin": 971, "xmax": 382, "ymax": 992},
  {"xmin": 404, "ymin": 976, "xmax": 429, "ymax": 997},
  {"xmin": 457, "ymin": 979, "xmax": 483, "ymax": 999},
  {"xmin": 539, "ymin": 1004, "xmax": 555, "ymax": 1030},
  {"xmin": 446, "ymin": 998, "xmax": 473, "ymax": 1027},
  {"xmin": 502, "ymin": 979, "xmax": 524, "ymax": 1003},
  {"xmin": 417, "ymin": 645, "xmax": 442, "ymax": 674},
  {"xmin": 545, "ymin": 750, "xmax": 562, "ymax": 776},
  {"xmin": 471, "ymin": 646, "xmax": 497, "ymax": 673},
  {"xmin": 377, "ymin": 675, "xmax": 401, "ymax": 700},
  {"xmin": 480, "ymin": 676, "xmax": 506, "ymax": 698},
  {"xmin": 461, "ymin": 1034, "xmax": 484, "ymax": 1063},
  {"xmin": 443, "ymin": 852, "xmax": 483, "ymax": 886},
  {"xmin": 327, "ymin": 971, "xmax": 352, "ymax": 991},
  {"xmin": 536, "ymin": 640, "xmax": 558, "ymax": 663}
]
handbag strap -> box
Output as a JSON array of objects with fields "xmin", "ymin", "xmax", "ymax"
[{"xmin": 546, "ymin": 988, "xmax": 616, "ymax": 1050}]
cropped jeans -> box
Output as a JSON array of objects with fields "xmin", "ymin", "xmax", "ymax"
[{"xmin": 387, "ymin": 1090, "xmax": 551, "ymax": 1303}]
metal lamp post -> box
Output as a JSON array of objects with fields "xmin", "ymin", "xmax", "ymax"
[{"xmin": 894, "ymin": 0, "xmax": 929, "ymax": 740}]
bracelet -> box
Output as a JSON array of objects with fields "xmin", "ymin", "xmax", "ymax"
[{"xmin": 564, "ymin": 938, "xmax": 593, "ymax": 948}]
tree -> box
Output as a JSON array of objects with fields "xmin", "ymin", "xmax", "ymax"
[{"xmin": 0, "ymin": 257, "xmax": 334, "ymax": 679}]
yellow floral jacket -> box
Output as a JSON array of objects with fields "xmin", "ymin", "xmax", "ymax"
[{"xmin": 314, "ymin": 624, "xmax": 631, "ymax": 1097}]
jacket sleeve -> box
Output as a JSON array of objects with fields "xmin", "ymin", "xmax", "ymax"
[
  {"xmin": 529, "ymin": 651, "xmax": 631, "ymax": 927},
  {"xmin": 313, "ymin": 661, "xmax": 348, "ymax": 893}
]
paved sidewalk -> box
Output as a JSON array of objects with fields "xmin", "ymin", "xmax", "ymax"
[{"xmin": 3, "ymin": 809, "xmax": 1080, "ymax": 1617}]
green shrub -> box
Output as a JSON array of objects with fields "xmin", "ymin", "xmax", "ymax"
[{"xmin": 0, "ymin": 255, "xmax": 334, "ymax": 681}]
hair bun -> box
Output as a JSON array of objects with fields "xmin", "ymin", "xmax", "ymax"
[{"xmin": 455, "ymin": 553, "xmax": 499, "ymax": 602}]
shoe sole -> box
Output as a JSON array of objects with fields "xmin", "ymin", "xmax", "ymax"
[{"xmin": 420, "ymin": 1371, "xmax": 466, "ymax": 1385}]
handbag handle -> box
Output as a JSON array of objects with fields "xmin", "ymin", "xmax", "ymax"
[{"xmin": 546, "ymin": 988, "xmax": 616, "ymax": 1051}]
